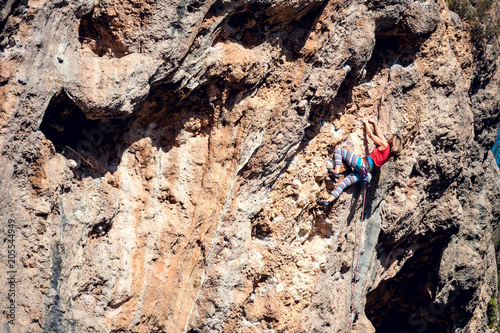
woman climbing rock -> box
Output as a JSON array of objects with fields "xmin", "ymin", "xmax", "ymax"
[{"xmin": 317, "ymin": 118, "xmax": 402, "ymax": 206}]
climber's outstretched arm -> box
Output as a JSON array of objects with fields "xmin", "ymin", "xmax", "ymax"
[
  {"xmin": 362, "ymin": 118, "xmax": 388, "ymax": 149},
  {"xmin": 369, "ymin": 119, "xmax": 386, "ymax": 140}
]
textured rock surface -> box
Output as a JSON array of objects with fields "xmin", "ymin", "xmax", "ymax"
[{"xmin": 0, "ymin": 0, "xmax": 499, "ymax": 332}]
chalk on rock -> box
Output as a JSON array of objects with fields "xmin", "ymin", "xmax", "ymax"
[{"xmin": 67, "ymin": 159, "xmax": 78, "ymax": 169}]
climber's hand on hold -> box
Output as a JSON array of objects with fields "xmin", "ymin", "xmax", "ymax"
[{"xmin": 362, "ymin": 118, "xmax": 388, "ymax": 148}]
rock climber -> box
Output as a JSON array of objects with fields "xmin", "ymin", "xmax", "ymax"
[{"xmin": 317, "ymin": 118, "xmax": 402, "ymax": 206}]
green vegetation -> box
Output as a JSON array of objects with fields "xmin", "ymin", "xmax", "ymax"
[
  {"xmin": 447, "ymin": 0, "xmax": 500, "ymax": 46},
  {"xmin": 488, "ymin": 293, "xmax": 498, "ymax": 329},
  {"xmin": 491, "ymin": 225, "xmax": 500, "ymax": 329}
]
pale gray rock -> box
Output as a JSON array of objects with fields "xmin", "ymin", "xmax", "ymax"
[
  {"xmin": 404, "ymin": 0, "xmax": 441, "ymax": 36},
  {"xmin": 0, "ymin": 0, "xmax": 498, "ymax": 332}
]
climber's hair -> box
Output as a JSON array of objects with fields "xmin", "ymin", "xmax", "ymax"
[{"xmin": 388, "ymin": 134, "xmax": 403, "ymax": 156}]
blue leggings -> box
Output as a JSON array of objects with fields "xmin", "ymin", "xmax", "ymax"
[{"xmin": 331, "ymin": 148, "xmax": 369, "ymax": 199}]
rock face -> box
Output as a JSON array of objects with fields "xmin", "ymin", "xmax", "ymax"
[{"xmin": 0, "ymin": 0, "xmax": 499, "ymax": 332}]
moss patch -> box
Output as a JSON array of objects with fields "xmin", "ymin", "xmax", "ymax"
[{"xmin": 488, "ymin": 293, "xmax": 498, "ymax": 329}]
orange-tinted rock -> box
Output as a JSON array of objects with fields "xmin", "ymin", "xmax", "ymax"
[{"xmin": 0, "ymin": 0, "xmax": 499, "ymax": 332}]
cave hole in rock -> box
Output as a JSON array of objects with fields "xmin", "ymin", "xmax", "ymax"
[
  {"xmin": 363, "ymin": 36, "xmax": 407, "ymax": 82},
  {"xmin": 40, "ymin": 83, "xmax": 216, "ymax": 178},
  {"xmin": 40, "ymin": 91, "xmax": 125, "ymax": 175},
  {"xmin": 365, "ymin": 235, "xmax": 473, "ymax": 332},
  {"xmin": 363, "ymin": 26, "xmax": 424, "ymax": 84}
]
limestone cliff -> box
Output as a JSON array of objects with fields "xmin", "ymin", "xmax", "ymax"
[{"xmin": 1, "ymin": 0, "xmax": 499, "ymax": 332}]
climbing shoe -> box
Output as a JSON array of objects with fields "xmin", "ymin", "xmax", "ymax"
[
  {"xmin": 317, "ymin": 200, "xmax": 331, "ymax": 207},
  {"xmin": 327, "ymin": 168, "xmax": 339, "ymax": 180}
]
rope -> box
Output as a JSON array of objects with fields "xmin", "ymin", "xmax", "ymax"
[{"xmin": 349, "ymin": 185, "xmax": 368, "ymax": 332}]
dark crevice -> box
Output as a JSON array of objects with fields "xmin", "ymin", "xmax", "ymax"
[
  {"xmin": 262, "ymin": 315, "xmax": 279, "ymax": 324},
  {"xmin": 251, "ymin": 221, "xmax": 272, "ymax": 240},
  {"xmin": 186, "ymin": 0, "xmax": 204, "ymax": 14},
  {"xmin": 252, "ymin": 274, "xmax": 271, "ymax": 290},
  {"xmin": 210, "ymin": 0, "xmax": 325, "ymax": 61},
  {"xmin": 358, "ymin": 10, "xmax": 431, "ymax": 86},
  {"xmin": 251, "ymin": 209, "xmax": 273, "ymax": 240},
  {"xmin": 0, "ymin": 0, "xmax": 28, "ymax": 34},
  {"xmin": 193, "ymin": 0, "xmax": 228, "ymax": 40},
  {"xmin": 39, "ymin": 91, "xmax": 124, "ymax": 175},
  {"xmin": 362, "ymin": 34, "xmax": 421, "ymax": 85},
  {"xmin": 39, "ymin": 82, "xmax": 214, "ymax": 179},
  {"xmin": 366, "ymin": 232, "xmax": 470, "ymax": 333},
  {"xmin": 425, "ymin": 177, "xmax": 454, "ymax": 201},
  {"xmin": 107, "ymin": 296, "xmax": 133, "ymax": 310},
  {"xmin": 204, "ymin": 0, "xmax": 226, "ymax": 20},
  {"xmin": 281, "ymin": 2, "xmax": 328, "ymax": 62},
  {"xmin": 39, "ymin": 91, "xmax": 113, "ymax": 153},
  {"xmin": 43, "ymin": 242, "xmax": 65, "ymax": 333},
  {"xmin": 78, "ymin": 9, "xmax": 129, "ymax": 58},
  {"xmin": 473, "ymin": 117, "xmax": 500, "ymax": 150},
  {"xmin": 469, "ymin": 57, "xmax": 498, "ymax": 96},
  {"xmin": 88, "ymin": 210, "xmax": 117, "ymax": 239},
  {"xmin": 224, "ymin": 4, "xmax": 269, "ymax": 49}
]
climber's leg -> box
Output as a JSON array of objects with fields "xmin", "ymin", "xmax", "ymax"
[
  {"xmin": 334, "ymin": 148, "xmax": 364, "ymax": 173},
  {"xmin": 331, "ymin": 172, "xmax": 362, "ymax": 200},
  {"xmin": 318, "ymin": 149, "xmax": 366, "ymax": 206},
  {"xmin": 317, "ymin": 172, "xmax": 363, "ymax": 206}
]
